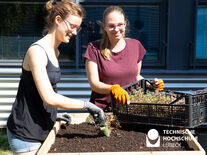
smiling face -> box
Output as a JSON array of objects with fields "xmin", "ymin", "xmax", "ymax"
[
  {"xmin": 56, "ymin": 14, "xmax": 82, "ymax": 43},
  {"xmin": 104, "ymin": 11, "xmax": 126, "ymax": 41}
]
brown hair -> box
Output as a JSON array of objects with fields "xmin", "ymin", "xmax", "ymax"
[
  {"xmin": 43, "ymin": 0, "xmax": 84, "ymax": 36},
  {"xmin": 100, "ymin": 6, "xmax": 127, "ymax": 60}
]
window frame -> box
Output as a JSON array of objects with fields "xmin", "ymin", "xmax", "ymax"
[
  {"xmin": 0, "ymin": 0, "xmax": 167, "ymax": 69},
  {"xmin": 192, "ymin": 0, "xmax": 207, "ymax": 68},
  {"xmin": 0, "ymin": 0, "xmax": 46, "ymax": 67},
  {"xmin": 78, "ymin": 0, "xmax": 167, "ymax": 68}
]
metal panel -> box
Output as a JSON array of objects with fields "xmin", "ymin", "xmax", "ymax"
[{"xmin": 1, "ymin": 72, "xmax": 207, "ymax": 128}]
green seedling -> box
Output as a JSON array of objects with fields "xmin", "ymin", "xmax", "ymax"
[{"xmin": 100, "ymin": 125, "xmax": 111, "ymax": 137}]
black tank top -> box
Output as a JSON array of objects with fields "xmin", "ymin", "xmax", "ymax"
[{"xmin": 7, "ymin": 44, "xmax": 61, "ymax": 142}]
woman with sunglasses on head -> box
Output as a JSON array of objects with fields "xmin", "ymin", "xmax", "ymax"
[
  {"xmin": 7, "ymin": 1, "xmax": 105, "ymax": 154},
  {"xmin": 84, "ymin": 6, "xmax": 164, "ymax": 112}
]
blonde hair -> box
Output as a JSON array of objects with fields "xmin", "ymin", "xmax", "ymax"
[
  {"xmin": 100, "ymin": 6, "xmax": 127, "ymax": 60},
  {"xmin": 43, "ymin": 0, "xmax": 84, "ymax": 36}
]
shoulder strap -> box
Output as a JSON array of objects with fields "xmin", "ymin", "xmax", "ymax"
[
  {"xmin": 31, "ymin": 43, "xmax": 49, "ymax": 60},
  {"xmin": 21, "ymin": 43, "xmax": 50, "ymax": 72}
]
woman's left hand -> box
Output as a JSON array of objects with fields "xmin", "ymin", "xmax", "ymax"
[
  {"xmin": 153, "ymin": 78, "xmax": 164, "ymax": 91},
  {"xmin": 56, "ymin": 113, "xmax": 71, "ymax": 125}
]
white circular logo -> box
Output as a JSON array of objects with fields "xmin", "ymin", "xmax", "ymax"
[{"xmin": 147, "ymin": 129, "xmax": 159, "ymax": 140}]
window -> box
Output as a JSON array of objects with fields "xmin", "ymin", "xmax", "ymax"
[
  {"xmin": 0, "ymin": 1, "xmax": 165, "ymax": 69},
  {"xmin": 196, "ymin": 6, "xmax": 207, "ymax": 59},
  {"xmin": 0, "ymin": 1, "xmax": 44, "ymax": 61},
  {"xmin": 0, "ymin": 1, "xmax": 76, "ymax": 66},
  {"xmin": 80, "ymin": 4, "xmax": 162, "ymax": 64}
]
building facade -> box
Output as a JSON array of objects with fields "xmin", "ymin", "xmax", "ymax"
[
  {"xmin": 1, "ymin": 2, "xmax": 207, "ymax": 150},
  {"xmin": 1, "ymin": 0, "xmax": 207, "ymax": 74}
]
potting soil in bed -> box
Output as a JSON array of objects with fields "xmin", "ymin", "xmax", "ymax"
[{"xmin": 49, "ymin": 122, "xmax": 196, "ymax": 153}]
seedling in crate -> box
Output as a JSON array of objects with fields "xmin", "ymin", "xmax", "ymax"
[{"xmin": 130, "ymin": 88, "xmax": 185, "ymax": 104}]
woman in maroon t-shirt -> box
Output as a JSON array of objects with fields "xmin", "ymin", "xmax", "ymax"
[
  {"xmin": 84, "ymin": 6, "xmax": 146, "ymax": 111},
  {"xmin": 85, "ymin": 6, "xmax": 163, "ymax": 111}
]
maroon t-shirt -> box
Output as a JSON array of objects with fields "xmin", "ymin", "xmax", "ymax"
[{"xmin": 84, "ymin": 38, "xmax": 146, "ymax": 111}]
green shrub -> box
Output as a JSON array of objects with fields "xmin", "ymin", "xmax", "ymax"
[
  {"xmin": 0, "ymin": 129, "xmax": 12, "ymax": 154},
  {"xmin": 0, "ymin": 136, "xmax": 10, "ymax": 150}
]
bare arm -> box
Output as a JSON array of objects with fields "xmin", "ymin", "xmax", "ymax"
[
  {"xmin": 137, "ymin": 61, "xmax": 144, "ymax": 81},
  {"xmin": 85, "ymin": 59, "xmax": 111, "ymax": 94},
  {"xmin": 25, "ymin": 46, "xmax": 85, "ymax": 109}
]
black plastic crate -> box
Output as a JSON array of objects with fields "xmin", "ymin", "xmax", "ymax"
[{"xmin": 111, "ymin": 80, "xmax": 207, "ymax": 128}]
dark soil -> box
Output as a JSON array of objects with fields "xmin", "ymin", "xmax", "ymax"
[{"xmin": 49, "ymin": 123, "xmax": 196, "ymax": 153}]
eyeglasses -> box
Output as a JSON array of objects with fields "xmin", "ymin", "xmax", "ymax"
[
  {"xmin": 106, "ymin": 23, "xmax": 125, "ymax": 31},
  {"xmin": 63, "ymin": 18, "xmax": 82, "ymax": 33}
]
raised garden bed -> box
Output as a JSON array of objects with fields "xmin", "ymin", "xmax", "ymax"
[{"xmin": 37, "ymin": 113, "xmax": 205, "ymax": 155}]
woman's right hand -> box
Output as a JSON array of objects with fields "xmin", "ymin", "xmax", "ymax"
[
  {"xmin": 109, "ymin": 84, "xmax": 130, "ymax": 104},
  {"xmin": 84, "ymin": 101, "xmax": 106, "ymax": 127}
]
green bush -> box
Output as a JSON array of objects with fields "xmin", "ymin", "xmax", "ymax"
[
  {"xmin": 0, "ymin": 136, "xmax": 10, "ymax": 150},
  {"xmin": 0, "ymin": 129, "xmax": 11, "ymax": 154}
]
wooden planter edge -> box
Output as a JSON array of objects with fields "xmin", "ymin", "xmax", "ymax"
[{"xmin": 37, "ymin": 113, "xmax": 205, "ymax": 155}]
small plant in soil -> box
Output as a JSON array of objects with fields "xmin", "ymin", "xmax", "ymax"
[{"xmin": 86, "ymin": 113, "xmax": 121, "ymax": 135}]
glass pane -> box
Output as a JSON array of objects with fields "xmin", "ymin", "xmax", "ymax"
[
  {"xmin": 80, "ymin": 6, "xmax": 106, "ymax": 64},
  {"xmin": 125, "ymin": 6, "xmax": 160, "ymax": 61},
  {"xmin": 0, "ymin": 1, "xmax": 44, "ymax": 60},
  {"xmin": 58, "ymin": 36, "xmax": 76, "ymax": 64},
  {"xmin": 80, "ymin": 5, "xmax": 160, "ymax": 63},
  {"xmin": 196, "ymin": 6, "xmax": 207, "ymax": 59},
  {"xmin": 0, "ymin": 1, "xmax": 75, "ymax": 64}
]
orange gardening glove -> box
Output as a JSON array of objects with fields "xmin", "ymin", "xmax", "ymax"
[
  {"xmin": 153, "ymin": 78, "xmax": 164, "ymax": 91},
  {"xmin": 109, "ymin": 84, "xmax": 130, "ymax": 104}
]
